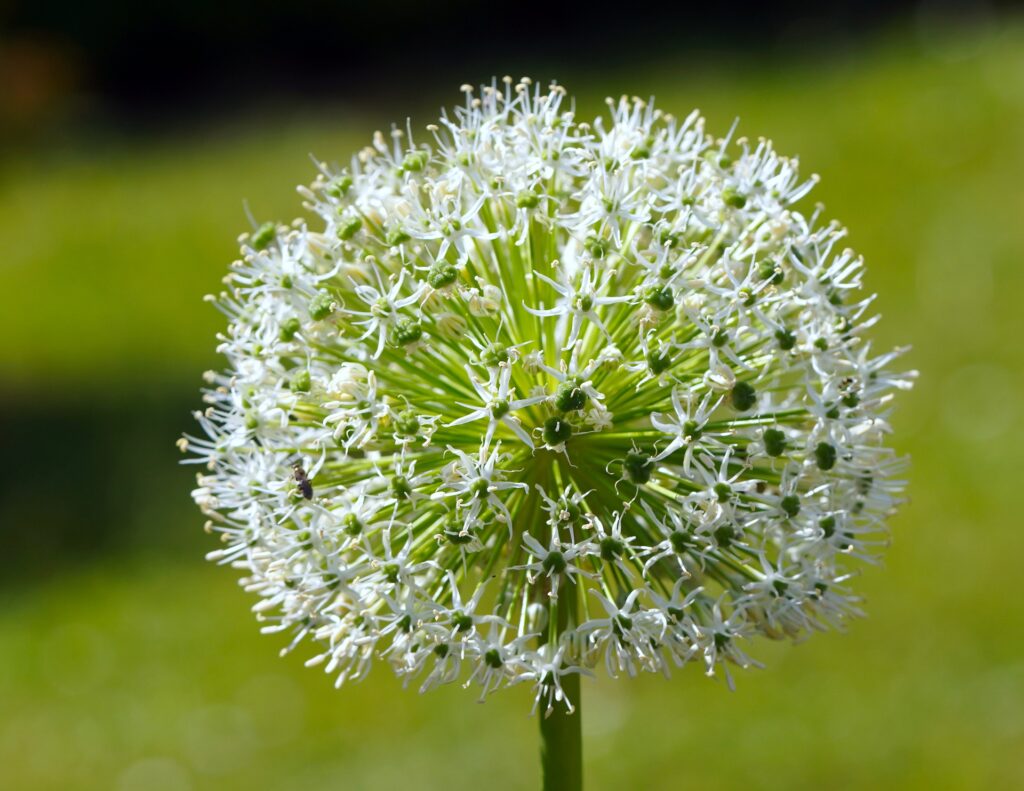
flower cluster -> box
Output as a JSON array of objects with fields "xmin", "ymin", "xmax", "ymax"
[{"xmin": 184, "ymin": 78, "xmax": 914, "ymax": 712}]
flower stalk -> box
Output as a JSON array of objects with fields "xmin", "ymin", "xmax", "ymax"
[
  {"xmin": 540, "ymin": 671, "xmax": 581, "ymax": 791},
  {"xmin": 540, "ymin": 578, "xmax": 582, "ymax": 791}
]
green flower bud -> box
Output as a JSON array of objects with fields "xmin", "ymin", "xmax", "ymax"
[
  {"xmin": 542, "ymin": 551, "xmax": 567, "ymax": 574},
  {"xmin": 479, "ymin": 343, "xmax": 509, "ymax": 367},
  {"xmin": 343, "ymin": 513, "xmax": 363, "ymax": 536},
  {"xmin": 759, "ymin": 260, "xmax": 784, "ymax": 285},
  {"xmin": 391, "ymin": 475, "xmax": 412, "ymax": 499},
  {"xmin": 484, "ymin": 649, "xmax": 503, "ymax": 669},
  {"xmin": 775, "ymin": 328, "xmax": 797, "ymax": 350},
  {"xmin": 392, "ymin": 318, "xmax": 423, "ymax": 346},
  {"xmin": 327, "ymin": 175, "xmax": 352, "ymax": 197},
  {"xmin": 731, "ymin": 381, "xmax": 757, "ymax": 411},
  {"xmin": 402, "ymin": 151, "xmax": 429, "ymax": 172},
  {"xmin": 251, "ymin": 222, "xmax": 276, "ymax": 251},
  {"xmin": 585, "ymin": 237, "xmax": 608, "ymax": 258},
  {"xmin": 428, "ymin": 262, "xmax": 459, "ymax": 289},
  {"xmin": 386, "ymin": 228, "xmax": 411, "ymax": 246},
  {"xmin": 309, "ymin": 291, "xmax": 336, "ymax": 321},
  {"xmin": 624, "ymin": 450, "xmax": 653, "ymax": 484},
  {"xmin": 763, "ymin": 428, "xmax": 787, "ymax": 457},
  {"xmin": 279, "ymin": 317, "xmax": 301, "ymax": 342},
  {"xmin": 338, "ymin": 216, "xmax": 362, "ymax": 240},
  {"xmin": 713, "ymin": 525, "xmax": 736, "ymax": 547},
  {"xmin": 554, "ymin": 378, "xmax": 587, "ymax": 412},
  {"xmin": 443, "ymin": 527, "xmax": 475, "ymax": 545},
  {"xmin": 647, "ymin": 349, "xmax": 672, "ymax": 375},
  {"xmin": 394, "ymin": 410, "xmax": 420, "ymax": 437},
  {"xmin": 814, "ymin": 442, "xmax": 837, "ymax": 470},
  {"xmin": 600, "ymin": 536, "xmax": 624, "ymax": 561},
  {"xmin": 643, "ymin": 284, "xmax": 674, "ymax": 311},
  {"xmin": 722, "ymin": 187, "xmax": 746, "ymax": 208},
  {"xmin": 516, "ymin": 190, "xmax": 540, "ymax": 209},
  {"xmin": 543, "ymin": 416, "xmax": 572, "ymax": 446}
]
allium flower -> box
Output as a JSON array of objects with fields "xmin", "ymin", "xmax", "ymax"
[{"xmin": 184, "ymin": 79, "xmax": 914, "ymax": 727}]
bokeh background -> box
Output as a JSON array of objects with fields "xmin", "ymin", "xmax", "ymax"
[{"xmin": 3, "ymin": 2, "xmax": 1023, "ymax": 789}]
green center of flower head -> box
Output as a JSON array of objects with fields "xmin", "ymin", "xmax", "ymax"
[{"xmin": 186, "ymin": 78, "xmax": 914, "ymax": 711}]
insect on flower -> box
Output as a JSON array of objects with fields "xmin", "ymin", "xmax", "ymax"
[{"xmin": 292, "ymin": 463, "xmax": 314, "ymax": 500}]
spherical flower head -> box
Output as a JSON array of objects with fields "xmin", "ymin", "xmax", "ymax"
[{"xmin": 184, "ymin": 78, "xmax": 915, "ymax": 712}]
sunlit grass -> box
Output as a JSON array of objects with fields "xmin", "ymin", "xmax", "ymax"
[{"xmin": 2, "ymin": 20, "xmax": 1024, "ymax": 790}]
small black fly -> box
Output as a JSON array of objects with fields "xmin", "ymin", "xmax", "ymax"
[{"xmin": 292, "ymin": 463, "xmax": 313, "ymax": 500}]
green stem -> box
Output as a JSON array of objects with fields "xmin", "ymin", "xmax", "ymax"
[
  {"xmin": 540, "ymin": 671, "xmax": 582, "ymax": 791},
  {"xmin": 539, "ymin": 581, "xmax": 582, "ymax": 791}
]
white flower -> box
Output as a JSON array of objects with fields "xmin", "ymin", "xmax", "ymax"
[
  {"xmin": 525, "ymin": 264, "xmax": 634, "ymax": 350},
  {"xmin": 515, "ymin": 531, "xmax": 596, "ymax": 601},
  {"xmin": 650, "ymin": 389, "xmax": 726, "ymax": 472},
  {"xmin": 348, "ymin": 269, "xmax": 424, "ymax": 358},
  {"xmin": 431, "ymin": 443, "xmax": 527, "ymax": 531},
  {"xmin": 446, "ymin": 364, "xmax": 545, "ymax": 449},
  {"xmin": 185, "ymin": 79, "xmax": 914, "ymax": 713}
]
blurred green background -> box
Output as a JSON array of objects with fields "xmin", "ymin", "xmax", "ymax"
[{"xmin": 2, "ymin": 6, "xmax": 1023, "ymax": 790}]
